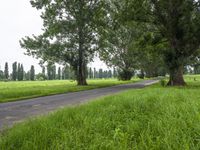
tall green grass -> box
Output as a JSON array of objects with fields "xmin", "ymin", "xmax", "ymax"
[
  {"xmin": 1, "ymin": 76, "xmax": 200, "ymax": 149},
  {"xmin": 0, "ymin": 79, "xmax": 138, "ymax": 103}
]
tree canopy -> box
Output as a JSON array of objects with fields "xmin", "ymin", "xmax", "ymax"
[
  {"xmin": 20, "ymin": 0, "xmax": 104, "ymax": 85},
  {"xmin": 124, "ymin": 0, "xmax": 200, "ymax": 85},
  {"xmin": 20, "ymin": 0, "xmax": 200, "ymax": 86}
]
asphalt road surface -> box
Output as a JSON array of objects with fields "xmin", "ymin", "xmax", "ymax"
[{"xmin": 0, "ymin": 79, "xmax": 159, "ymax": 129}]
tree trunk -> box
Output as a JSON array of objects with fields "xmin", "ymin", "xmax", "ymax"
[
  {"xmin": 77, "ymin": 16, "xmax": 88, "ymax": 86},
  {"xmin": 167, "ymin": 65, "xmax": 186, "ymax": 86},
  {"xmin": 77, "ymin": 62, "xmax": 87, "ymax": 86}
]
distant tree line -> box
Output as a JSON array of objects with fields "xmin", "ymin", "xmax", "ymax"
[
  {"xmin": 1, "ymin": 61, "xmax": 199, "ymax": 82},
  {"xmin": 0, "ymin": 62, "xmax": 33, "ymax": 81},
  {"xmin": 0, "ymin": 62, "xmax": 117, "ymax": 81}
]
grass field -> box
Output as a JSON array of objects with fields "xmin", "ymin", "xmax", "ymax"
[
  {"xmin": 0, "ymin": 79, "xmax": 138, "ymax": 103},
  {"xmin": 1, "ymin": 76, "xmax": 200, "ymax": 149}
]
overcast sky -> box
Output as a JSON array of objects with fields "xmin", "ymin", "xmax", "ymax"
[{"xmin": 0, "ymin": 0, "xmax": 107, "ymax": 73}]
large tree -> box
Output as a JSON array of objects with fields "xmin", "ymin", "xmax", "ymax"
[
  {"xmin": 99, "ymin": 23, "xmax": 138, "ymax": 80},
  {"xmin": 125, "ymin": 0, "xmax": 200, "ymax": 85},
  {"xmin": 135, "ymin": 30, "xmax": 167, "ymax": 78},
  {"xmin": 20, "ymin": 0, "xmax": 104, "ymax": 85},
  {"xmin": 98, "ymin": 1, "xmax": 141, "ymax": 80}
]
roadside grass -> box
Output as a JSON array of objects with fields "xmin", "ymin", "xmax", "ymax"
[
  {"xmin": 0, "ymin": 78, "xmax": 139, "ymax": 103},
  {"xmin": 1, "ymin": 76, "xmax": 200, "ymax": 149}
]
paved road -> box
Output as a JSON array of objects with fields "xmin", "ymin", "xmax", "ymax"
[{"xmin": 0, "ymin": 79, "xmax": 159, "ymax": 129}]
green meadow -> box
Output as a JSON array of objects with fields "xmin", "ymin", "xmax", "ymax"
[
  {"xmin": 1, "ymin": 76, "xmax": 200, "ymax": 149},
  {"xmin": 0, "ymin": 79, "xmax": 138, "ymax": 103}
]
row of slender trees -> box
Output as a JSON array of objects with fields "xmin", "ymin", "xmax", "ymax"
[
  {"xmin": 19, "ymin": 0, "xmax": 200, "ymax": 86},
  {"xmin": 0, "ymin": 62, "xmax": 118, "ymax": 81},
  {"xmin": 0, "ymin": 62, "xmax": 35, "ymax": 81}
]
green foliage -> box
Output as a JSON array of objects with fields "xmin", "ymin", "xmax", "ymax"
[
  {"xmin": 1, "ymin": 77, "xmax": 200, "ymax": 149},
  {"xmin": 62, "ymin": 65, "xmax": 75, "ymax": 80},
  {"xmin": 134, "ymin": 30, "xmax": 167, "ymax": 78},
  {"xmin": 98, "ymin": 2, "xmax": 139, "ymax": 80},
  {"xmin": 0, "ymin": 70, "xmax": 3, "ymax": 80},
  {"xmin": 125, "ymin": 0, "xmax": 200, "ymax": 85},
  {"xmin": 20, "ymin": 0, "xmax": 105, "ymax": 85},
  {"xmin": 30, "ymin": 65, "xmax": 35, "ymax": 81},
  {"xmin": 98, "ymin": 0, "xmax": 168, "ymax": 80},
  {"xmin": 47, "ymin": 63, "xmax": 56, "ymax": 80},
  {"xmin": 93, "ymin": 68, "xmax": 99, "ymax": 79},
  {"xmin": 35, "ymin": 73, "xmax": 46, "ymax": 81},
  {"xmin": 99, "ymin": 69, "xmax": 103, "ymax": 79},
  {"xmin": 24, "ymin": 71, "xmax": 30, "ymax": 81},
  {"xmin": 42, "ymin": 66, "xmax": 45, "ymax": 75},
  {"xmin": 4, "ymin": 62, "xmax": 9, "ymax": 80},
  {"xmin": 118, "ymin": 69, "xmax": 133, "ymax": 81},
  {"xmin": 12, "ymin": 62, "xmax": 17, "ymax": 81},
  {"xmin": 137, "ymin": 70, "xmax": 145, "ymax": 79},
  {"xmin": 88, "ymin": 68, "xmax": 113, "ymax": 79},
  {"xmin": 194, "ymin": 65, "xmax": 200, "ymax": 74},
  {"xmin": 160, "ymin": 79, "xmax": 166, "ymax": 87},
  {"xmin": 108, "ymin": 70, "xmax": 112, "ymax": 78},
  {"xmin": 57, "ymin": 67, "xmax": 61, "ymax": 80},
  {"xmin": 17, "ymin": 63, "xmax": 24, "ymax": 81},
  {"xmin": 88, "ymin": 67, "xmax": 93, "ymax": 79},
  {"xmin": 113, "ymin": 67, "xmax": 118, "ymax": 78}
]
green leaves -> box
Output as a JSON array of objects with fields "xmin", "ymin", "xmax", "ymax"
[
  {"xmin": 30, "ymin": 0, "xmax": 51, "ymax": 9},
  {"xmin": 21, "ymin": 0, "xmax": 107, "ymax": 85}
]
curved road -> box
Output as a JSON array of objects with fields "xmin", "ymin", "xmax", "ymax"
[{"xmin": 0, "ymin": 79, "xmax": 159, "ymax": 129}]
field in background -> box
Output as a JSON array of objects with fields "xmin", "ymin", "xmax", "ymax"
[
  {"xmin": 0, "ymin": 78, "xmax": 139, "ymax": 103},
  {"xmin": 1, "ymin": 76, "xmax": 200, "ymax": 149}
]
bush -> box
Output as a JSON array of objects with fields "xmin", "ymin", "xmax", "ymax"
[
  {"xmin": 137, "ymin": 73, "xmax": 144, "ymax": 79},
  {"xmin": 118, "ymin": 69, "xmax": 133, "ymax": 81},
  {"xmin": 160, "ymin": 79, "xmax": 166, "ymax": 87},
  {"xmin": 36, "ymin": 73, "xmax": 46, "ymax": 81}
]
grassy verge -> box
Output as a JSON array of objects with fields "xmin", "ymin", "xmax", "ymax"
[
  {"xmin": 0, "ymin": 79, "xmax": 139, "ymax": 103},
  {"xmin": 1, "ymin": 76, "xmax": 200, "ymax": 149}
]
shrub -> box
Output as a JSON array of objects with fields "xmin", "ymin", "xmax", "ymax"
[{"xmin": 160, "ymin": 79, "xmax": 166, "ymax": 87}]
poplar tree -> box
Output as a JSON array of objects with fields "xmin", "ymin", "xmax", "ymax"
[
  {"xmin": 12, "ymin": 62, "xmax": 17, "ymax": 81},
  {"xmin": 20, "ymin": 64, "xmax": 24, "ymax": 81},
  {"xmin": 113, "ymin": 68, "xmax": 117, "ymax": 78},
  {"xmin": 17, "ymin": 63, "xmax": 20, "ymax": 80},
  {"xmin": 4, "ymin": 62, "xmax": 9, "ymax": 80},
  {"xmin": 52, "ymin": 65, "xmax": 56, "ymax": 80},
  {"xmin": 0, "ymin": 70, "xmax": 3, "ymax": 80},
  {"xmin": 99, "ymin": 69, "xmax": 103, "ymax": 79},
  {"xmin": 30, "ymin": 65, "xmax": 35, "ymax": 81},
  {"xmin": 47, "ymin": 63, "xmax": 53, "ymax": 80},
  {"xmin": 89, "ymin": 67, "xmax": 93, "ymax": 79},
  {"xmin": 108, "ymin": 70, "xmax": 112, "ymax": 78},
  {"xmin": 58, "ymin": 67, "xmax": 61, "ymax": 80}
]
